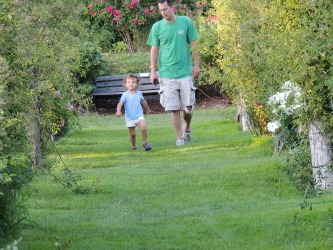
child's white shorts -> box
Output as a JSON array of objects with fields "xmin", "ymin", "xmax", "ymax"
[{"xmin": 125, "ymin": 116, "xmax": 144, "ymax": 127}]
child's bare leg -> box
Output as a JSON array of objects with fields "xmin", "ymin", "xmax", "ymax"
[
  {"xmin": 137, "ymin": 120, "xmax": 148, "ymax": 143},
  {"xmin": 138, "ymin": 119, "xmax": 151, "ymax": 151},
  {"xmin": 128, "ymin": 127, "xmax": 136, "ymax": 148}
]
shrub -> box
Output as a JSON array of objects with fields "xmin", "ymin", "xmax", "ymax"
[
  {"xmin": 197, "ymin": 16, "xmax": 225, "ymax": 93},
  {"xmin": 112, "ymin": 41, "xmax": 129, "ymax": 53}
]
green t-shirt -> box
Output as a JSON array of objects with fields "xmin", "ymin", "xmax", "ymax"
[{"xmin": 147, "ymin": 16, "xmax": 199, "ymax": 79}]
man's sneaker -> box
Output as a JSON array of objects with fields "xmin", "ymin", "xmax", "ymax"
[
  {"xmin": 182, "ymin": 130, "xmax": 191, "ymax": 142},
  {"xmin": 176, "ymin": 138, "xmax": 185, "ymax": 146},
  {"xmin": 143, "ymin": 142, "xmax": 152, "ymax": 151},
  {"xmin": 132, "ymin": 147, "xmax": 138, "ymax": 151}
]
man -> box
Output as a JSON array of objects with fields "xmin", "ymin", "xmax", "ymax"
[{"xmin": 147, "ymin": 0, "xmax": 200, "ymax": 146}]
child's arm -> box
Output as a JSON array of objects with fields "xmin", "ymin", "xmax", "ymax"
[
  {"xmin": 141, "ymin": 99, "xmax": 151, "ymax": 115},
  {"xmin": 116, "ymin": 100, "xmax": 124, "ymax": 117}
]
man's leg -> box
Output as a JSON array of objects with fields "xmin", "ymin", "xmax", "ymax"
[
  {"xmin": 171, "ymin": 110, "xmax": 182, "ymax": 140},
  {"xmin": 183, "ymin": 106, "xmax": 193, "ymax": 131}
]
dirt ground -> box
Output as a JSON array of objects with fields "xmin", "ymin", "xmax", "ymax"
[{"xmin": 93, "ymin": 84, "xmax": 232, "ymax": 115}]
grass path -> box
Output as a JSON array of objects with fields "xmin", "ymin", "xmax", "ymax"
[{"xmin": 20, "ymin": 107, "xmax": 333, "ymax": 249}]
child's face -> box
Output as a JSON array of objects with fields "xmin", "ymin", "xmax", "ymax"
[{"xmin": 125, "ymin": 77, "xmax": 138, "ymax": 90}]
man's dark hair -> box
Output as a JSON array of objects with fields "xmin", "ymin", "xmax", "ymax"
[{"xmin": 158, "ymin": 0, "xmax": 173, "ymax": 7}]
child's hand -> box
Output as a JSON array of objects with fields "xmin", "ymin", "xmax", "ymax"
[
  {"xmin": 116, "ymin": 111, "xmax": 122, "ymax": 117},
  {"xmin": 146, "ymin": 109, "xmax": 151, "ymax": 115}
]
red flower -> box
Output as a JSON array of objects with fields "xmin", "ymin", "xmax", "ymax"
[
  {"xmin": 88, "ymin": 3, "xmax": 93, "ymax": 9},
  {"xmin": 90, "ymin": 10, "xmax": 95, "ymax": 16},
  {"xmin": 172, "ymin": 5, "xmax": 178, "ymax": 13},
  {"xmin": 107, "ymin": 6, "xmax": 113, "ymax": 13},
  {"xmin": 113, "ymin": 10, "xmax": 121, "ymax": 16},
  {"xmin": 144, "ymin": 7, "xmax": 149, "ymax": 15}
]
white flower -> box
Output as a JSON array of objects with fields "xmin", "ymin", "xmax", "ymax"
[
  {"xmin": 282, "ymin": 80, "xmax": 293, "ymax": 90},
  {"xmin": 272, "ymin": 108, "xmax": 278, "ymax": 114},
  {"xmin": 267, "ymin": 120, "xmax": 281, "ymax": 133},
  {"xmin": 294, "ymin": 91, "xmax": 302, "ymax": 99},
  {"xmin": 268, "ymin": 92, "xmax": 287, "ymax": 105},
  {"xmin": 284, "ymin": 107, "xmax": 294, "ymax": 115}
]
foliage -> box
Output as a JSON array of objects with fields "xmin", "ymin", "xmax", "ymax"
[
  {"xmin": 85, "ymin": 0, "xmax": 212, "ymax": 52},
  {"xmin": 111, "ymin": 41, "xmax": 129, "ymax": 53},
  {"xmin": 104, "ymin": 51, "xmax": 151, "ymax": 74},
  {"xmin": 0, "ymin": 4, "xmax": 33, "ymax": 241},
  {"xmin": 85, "ymin": 0, "xmax": 158, "ymax": 52},
  {"xmin": 197, "ymin": 16, "xmax": 225, "ymax": 92},
  {"xmin": 0, "ymin": 0, "xmax": 108, "ymax": 242},
  {"xmin": 266, "ymin": 81, "xmax": 303, "ymax": 151},
  {"xmin": 70, "ymin": 42, "xmax": 108, "ymax": 109},
  {"xmin": 73, "ymin": 42, "xmax": 108, "ymax": 86},
  {"xmin": 281, "ymin": 137, "xmax": 314, "ymax": 192},
  {"xmin": 211, "ymin": 0, "xmax": 333, "ymax": 189}
]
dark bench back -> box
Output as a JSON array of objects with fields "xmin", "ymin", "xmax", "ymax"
[{"xmin": 92, "ymin": 73, "xmax": 159, "ymax": 96}]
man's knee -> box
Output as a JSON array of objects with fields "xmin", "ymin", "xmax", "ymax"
[{"xmin": 184, "ymin": 106, "xmax": 193, "ymax": 114}]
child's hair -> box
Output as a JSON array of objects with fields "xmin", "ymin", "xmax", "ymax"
[{"xmin": 123, "ymin": 74, "xmax": 140, "ymax": 86}]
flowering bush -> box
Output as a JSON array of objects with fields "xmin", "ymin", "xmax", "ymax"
[
  {"xmin": 171, "ymin": 1, "xmax": 210, "ymax": 20},
  {"xmin": 87, "ymin": 0, "xmax": 149, "ymax": 29},
  {"xmin": 268, "ymin": 81, "xmax": 302, "ymax": 116},
  {"xmin": 86, "ymin": 0, "xmax": 212, "ymax": 51},
  {"xmin": 266, "ymin": 80, "xmax": 303, "ymax": 150}
]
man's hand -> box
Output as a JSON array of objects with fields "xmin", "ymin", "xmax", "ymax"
[
  {"xmin": 150, "ymin": 72, "xmax": 159, "ymax": 85},
  {"xmin": 192, "ymin": 64, "xmax": 200, "ymax": 79}
]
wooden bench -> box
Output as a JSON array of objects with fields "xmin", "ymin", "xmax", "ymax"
[{"xmin": 92, "ymin": 72, "xmax": 160, "ymax": 98}]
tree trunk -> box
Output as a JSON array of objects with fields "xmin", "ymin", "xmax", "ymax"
[
  {"xmin": 237, "ymin": 98, "xmax": 252, "ymax": 132},
  {"xmin": 308, "ymin": 119, "xmax": 333, "ymax": 190},
  {"xmin": 118, "ymin": 28, "xmax": 135, "ymax": 53},
  {"xmin": 29, "ymin": 99, "xmax": 42, "ymax": 168}
]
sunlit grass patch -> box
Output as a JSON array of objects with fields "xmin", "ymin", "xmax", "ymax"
[{"xmin": 19, "ymin": 107, "xmax": 333, "ymax": 249}]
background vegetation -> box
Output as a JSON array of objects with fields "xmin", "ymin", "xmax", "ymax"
[{"xmin": 1, "ymin": 0, "xmax": 333, "ymax": 246}]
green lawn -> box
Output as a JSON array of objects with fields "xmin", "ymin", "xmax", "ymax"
[{"xmin": 19, "ymin": 107, "xmax": 333, "ymax": 249}]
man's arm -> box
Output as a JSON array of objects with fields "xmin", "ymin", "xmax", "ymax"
[
  {"xmin": 191, "ymin": 40, "xmax": 200, "ymax": 79},
  {"xmin": 150, "ymin": 46, "xmax": 159, "ymax": 84}
]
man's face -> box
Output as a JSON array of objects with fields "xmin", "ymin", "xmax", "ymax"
[{"xmin": 158, "ymin": 2, "xmax": 174, "ymax": 22}]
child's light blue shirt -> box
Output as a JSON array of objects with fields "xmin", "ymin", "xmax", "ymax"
[{"xmin": 120, "ymin": 90, "xmax": 144, "ymax": 120}]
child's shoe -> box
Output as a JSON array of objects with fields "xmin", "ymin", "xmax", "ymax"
[{"xmin": 143, "ymin": 142, "xmax": 152, "ymax": 151}]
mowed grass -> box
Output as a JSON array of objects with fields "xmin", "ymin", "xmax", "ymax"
[{"xmin": 19, "ymin": 107, "xmax": 333, "ymax": 249}]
